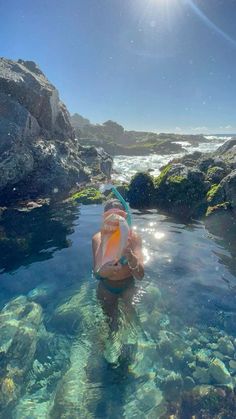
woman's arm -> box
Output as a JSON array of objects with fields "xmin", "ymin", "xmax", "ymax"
[{"xmin": 123, "ymin": 233, "xmax": 144, "ymax": 280}]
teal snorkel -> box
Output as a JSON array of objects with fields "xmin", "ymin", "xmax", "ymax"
[
  {"xmin": 111, "ymin": 186, "xmax": 132, "ymax": 227},
  {"xmin": 100, "ymin": 183, "xmax": 132, "ymax": 227}
]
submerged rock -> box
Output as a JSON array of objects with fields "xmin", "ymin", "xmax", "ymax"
[
  {"xmin": 193, "ymin": 366, "xmax": 211, "ymax": 385},
  {"xmin": 0, "ymin": 296, "xmax": 43, "ymax": 414},
  {"xmin": 13, "ymin": 396, "xmax": 50, "ymax": 419},
  {"xmin": 50, "ymin": 340, "xmax": 94, "ymax": 419},
  {"xmin": 128, "ymin": 341, "xmax": 157, "ymax": 378},
  {"xmin": 217, "ymin": 336, "xmax": 235, "ymax": 356},
  {"xmin": 50, "ymin": 284, "xmax": 94, "ymax": 333},
  {"xmin": 209, "ymin": 358, "xmax": 232, "ymax": 385},
  {"xmin": 50, "ymin": 283, "xmax": 109, "ymax": 341},
  {"xmin": 159, "ymin": 371, "xmax": 183, "ymax": 401},
  {"xmin": 136, "ymin": 381, "xmax": 165, "ymax": 412},
  {"xmin": 181, "ymin": 385, "xmax": 235, "ymax": 418},
  {"xmin": 27, "ymin": 281, "xmax": 57, "ymax": 305},
  {"xmin": 124, "ymin": 380, "xmax": 167, "ymax": 419}
]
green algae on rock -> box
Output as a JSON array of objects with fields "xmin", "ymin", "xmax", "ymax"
[
  {"xmin": 154, "ymin": 164, "xmax": 207, "ymax": 217},
  {"xmin": 69, "ymin": 187, "xmax": 105, "ymax": 204},
  {"xmin": 206, "ymin": 166, "xmax": 227, "ymax": 184},
  {"xmin": 205, "ymin": 202, "xmax": 231, "ymax": 217},
  {"xmin": 154, "ymin": 163, "xmax": 172, "ymax": 187},
  {"xmin": 125, "ymin": 139, "xmax": 236, "ymax": 218},
  {"xmin": 206, "ymin": 183, "xmax": 223, "ymax": 203}
]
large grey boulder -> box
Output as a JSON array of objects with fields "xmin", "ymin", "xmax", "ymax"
[
  {"xmin": 0, "ymin": 58, "xmax": 112, "ymax": 202},
  {"xmin": 215, "ymin": 138, "xmax": 236, "ymax": 155},
  {"xmin": 220, "ymin": 170, "xmax": 236, "ymax": 207},
  {"xmin": 214, "ymin": 138, "xmax": 236, "ymax": 170},
  {"xmin": 79, "ymin": 145, "xmax": 112, "ymax": 178},
  {"xmin": 0, "ymin": 58, "xmax": 73, "ymax": 140}
]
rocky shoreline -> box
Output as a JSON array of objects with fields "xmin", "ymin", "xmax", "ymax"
[
  {"xmin": 63, "ymin": 138, "xmax": 236, "ymax": 222},
  {"xmin": 127, "ymin": 138, "xmax": 236, "ymax": 219},
  {"xmin": 71, "ymin": 113, "xmax": 212, "ymax": 157}
]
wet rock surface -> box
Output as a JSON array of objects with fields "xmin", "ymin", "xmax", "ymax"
[
  {"xmin": 0, "ymin": 58, "xmax": 112, "ymax": 204},
  {"xmin": 127, "ymin": 138, "xmax": 236, "ymax": 218}
]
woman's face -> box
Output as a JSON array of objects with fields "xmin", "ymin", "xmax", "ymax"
[{"xmin": 103, "ymin": 207, "xmax": 127, "ymax": 218}]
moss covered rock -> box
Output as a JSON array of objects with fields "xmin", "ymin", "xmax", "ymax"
[
  {"xmin": 206, "ymin": 166, "xmax": 227, "ymax": 184},
  {"xmin": 69, "ymin": 187, "xmax": 105, "ymax": 204},
  {"xmin": 198, "ymin": 157, "xmax": 228, "ymax": 173},
  {"xmin": 206, "ymin": 202, "xmax": 231, "ymax": 217},
  {"xmin": 154, "ymin": 164, "xmax": 207, "ymax": 217},
  {"xmin": 206, "ymin": 183, "xmax": 224, "ymax": 205},
  {"xmin": 127, "ymin": 172, "xmax": 155, "ymax": 208}
]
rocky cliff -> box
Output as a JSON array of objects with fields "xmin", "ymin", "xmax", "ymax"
[{"xmin": 0, "ymin": 58, "xmax": 112, "ymax": 203}]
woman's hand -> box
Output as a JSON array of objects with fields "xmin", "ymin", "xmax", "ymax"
[
  {"xmin": 98, "ymin": 262, "xmax": 122, "ymax": 279},
  {"xmin": 123, "ymin": 238, "xmax": 138, "ymax": 269}
]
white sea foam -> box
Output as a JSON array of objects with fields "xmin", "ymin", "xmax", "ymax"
[{"xmin": 112, "ymin": 136, "xmax": 230, "ymax": 183}]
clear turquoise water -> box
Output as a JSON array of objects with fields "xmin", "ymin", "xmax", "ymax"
[{"xmin": 0, "ymin": 201, "xmax": 236, "ymax": 418}]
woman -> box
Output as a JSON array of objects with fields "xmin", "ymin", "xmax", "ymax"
[{"xmin": 92, "ymin": 198, "xmax": 144, "ymax": 330}]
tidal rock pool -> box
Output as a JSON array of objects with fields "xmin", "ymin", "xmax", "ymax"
[{"xmin": 0, "ymin": 201, "xmax": 236, "ymax": 418}]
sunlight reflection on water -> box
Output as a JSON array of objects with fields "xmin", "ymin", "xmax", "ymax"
[{"xmin": 0, "ymin": 204, "xmax": 236, "ymax": 417}]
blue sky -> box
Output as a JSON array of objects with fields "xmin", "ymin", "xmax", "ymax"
[{"xmin": 1, "ymin": 0, "xmax": 236, "ymax": 134}]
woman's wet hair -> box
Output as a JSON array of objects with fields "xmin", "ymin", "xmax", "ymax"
[{"xmin": 104, "ymin": 199, "xmax": 125, "ymax": 212}]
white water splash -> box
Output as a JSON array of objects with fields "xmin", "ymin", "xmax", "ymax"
[{"xmin": 112, "ymin": 136, "xmax": 230, "ymax": 183}]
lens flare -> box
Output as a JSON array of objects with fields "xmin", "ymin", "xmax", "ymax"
[{"xmin": 185, "ymin": 0, "xmax": 236, "ymax": 48}]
